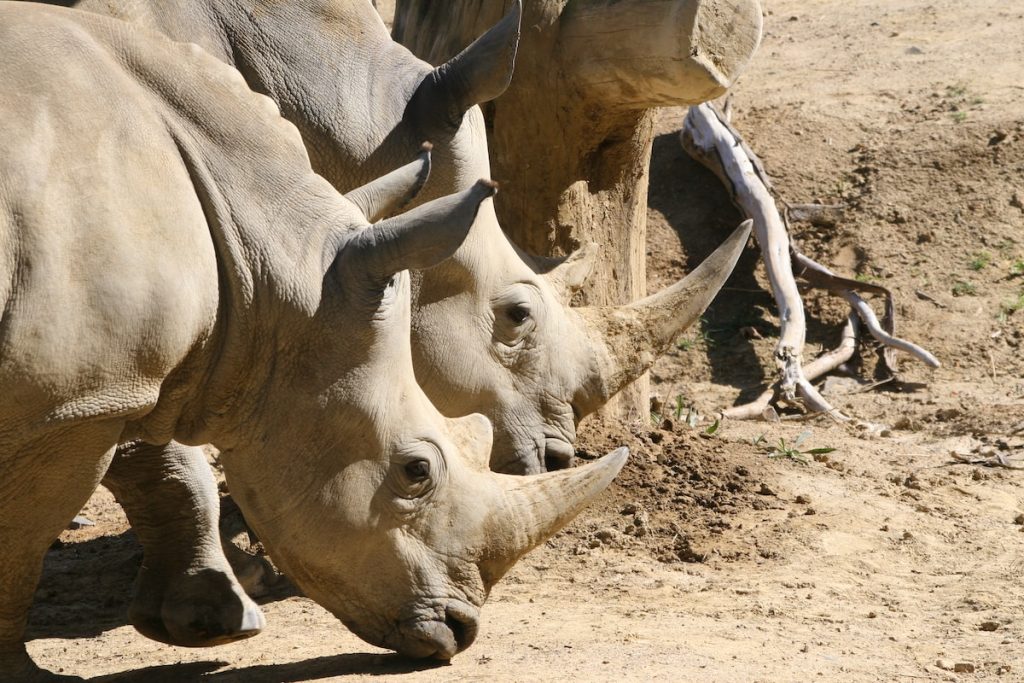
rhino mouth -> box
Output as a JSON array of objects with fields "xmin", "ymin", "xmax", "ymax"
[
  {"xmin": 390, "ymin": 601, "xmax": 480, "ymax": 660},
  {"xmin": 492, "ymin": 435, "xmax": 575, "ymax": 475},
  {"xmin": 542, "ymin": 437, "xmax": 575, "ymax": 471}
]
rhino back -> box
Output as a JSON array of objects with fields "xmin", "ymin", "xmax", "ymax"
[{"xmin": 0, "ymin": 6, "xmax": 219, "ymax": 432}]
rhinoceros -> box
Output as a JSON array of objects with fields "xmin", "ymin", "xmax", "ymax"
[{"xmin": 0, "ymin": 4, "xmax": 629, "ymax": 678}]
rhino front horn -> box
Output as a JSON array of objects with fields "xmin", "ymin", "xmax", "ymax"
[
  {"xmin": 480, "ymin": 446, "xmax": 628, "ymax": 582},
  {"xmin": 581, "ymin": 220, "xmax": 752, "ymax": 409}
]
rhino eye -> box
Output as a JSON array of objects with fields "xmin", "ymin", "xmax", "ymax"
[
  {"xmin": 507, "ymin": 304, "xmax": 531, "ymax": 325},
  {"xmin": 404, "ymin": 459, "xmax": 431, "ymax": 482}
]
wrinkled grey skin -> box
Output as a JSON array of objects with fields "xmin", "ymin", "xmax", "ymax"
[{"xmin": 0, "ymin": 5, "xmax": 627, "ymax": 679}]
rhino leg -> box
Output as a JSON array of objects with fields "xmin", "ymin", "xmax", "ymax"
[
  {"xmin": 1, "ymin": 423, "xmax": 121, "ymax": 682},
  {"xmin": 102, "ymin": 440, "xmax": 265, "ymax": 647}
]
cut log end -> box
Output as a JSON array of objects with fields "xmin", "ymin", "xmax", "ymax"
[{"xmin": 559, "ymin": 0, "xmax": 763, "ymax": 109}]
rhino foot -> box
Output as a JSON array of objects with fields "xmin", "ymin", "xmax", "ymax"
[{"xmin": 128, "ymin": 566, "xmax": 265, "ymax": 647}]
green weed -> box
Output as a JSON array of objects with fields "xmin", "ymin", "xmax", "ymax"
[{"xmin": 753, "ymin": 431, "xmax": 836, "ymax": 465}]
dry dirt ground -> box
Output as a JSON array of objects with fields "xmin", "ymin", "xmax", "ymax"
[{"xmin": 24, "ymin": 0, "xmax": 1024, "ymax": 680}]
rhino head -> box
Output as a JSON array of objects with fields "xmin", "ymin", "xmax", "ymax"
[
  {"xmin": 217, "ymin": 176, "xmax": 627, "ymax": 659},
  {"xmin": 379, "ymin": 2, "xmax": 752, "ymax": 473},
  {"xmin": 412, "ymin": 219, "xmax": 750, "ymax": 474}
]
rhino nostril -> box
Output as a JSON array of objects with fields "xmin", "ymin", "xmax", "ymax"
[
  {"xmin": 444, "ymin": 605, "xmax": 479, "ymax": 653},
  {"xmin": 543, "ymin": 438, "xmax": 575, "ymax": 471}
]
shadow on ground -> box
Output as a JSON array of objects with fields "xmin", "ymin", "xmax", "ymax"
[{"xmin": 84, "ymin": 653, "xmax": 446, "ymax": 682}]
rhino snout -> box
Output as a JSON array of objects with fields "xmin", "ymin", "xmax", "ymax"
[
  {"xmin": 393, "ymin": 602, "xmax": 480, "ymax": 660},
  {"xmin": 543, "ymin": 437, "xmax": 575, "ymax": 471}
]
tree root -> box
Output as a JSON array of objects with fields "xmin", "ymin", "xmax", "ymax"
[{"xmin": 681, "ymin": 102, "xmax": 939, "ymax": 424}]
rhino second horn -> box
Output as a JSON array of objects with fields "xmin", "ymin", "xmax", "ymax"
[
  {"xmin": 344, "ymin": 142, "xmax": 433, "ymax": 222},
  {"xmin": 402, "ymin": 0, "xmax": 521, "ymax": 137},
  {"xmin": 584, "ymin": 220, "xmax": 752, "ymax": 407},
  {"xmin": 480, "ymin": 446, "xmax": 628, "ymax": 583},
  {"xmin": 353, "ymin": 179, "xmax": 498, "ymax": 277}
]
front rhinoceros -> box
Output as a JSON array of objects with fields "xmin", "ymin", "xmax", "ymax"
[
  {"xmin": 21, "ymin": 0, "xmax": 749, "ymax": 656},
  {"xmin": 0, "ymin": 5, "xmax": 626, "ymax": 679}
]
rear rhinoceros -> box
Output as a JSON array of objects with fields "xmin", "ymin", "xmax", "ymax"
[
  {"xmin": 0, "ymin": 5, "xmax": 627, "ymax": 679},
  {"xmin": 58, "ymin": 0, "xmax": 748, "ymax": 474}
]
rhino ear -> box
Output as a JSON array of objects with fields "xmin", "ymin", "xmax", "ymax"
[
  {"xmin": 402, "ymin": 0, "xmax": 521, "ymax": 138},
  {"xmin": 344, "ymin": 143, "xmax": 432, "ymax": 222},
  {"xmin": 445, "ymin": 413, "xmax": 493, "ymax": 472},
  {"xmin": 348, "ymin": 179, "xmax": 498, "ymax": 279},
  {"xmin": 537, "ymin": 243, "xmax": 600, "ymax": 301}
]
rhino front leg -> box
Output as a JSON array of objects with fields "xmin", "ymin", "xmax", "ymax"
[
  {"xmin": 103, "ymin": 440, "xmax": 265, "ymax": 647},
  {"xmin": 1, "ymin": 423, "xmax": 122, "ymax": 682}
]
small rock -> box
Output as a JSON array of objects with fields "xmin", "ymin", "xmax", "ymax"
[
  {"xmin": 980, "ymin": 621, "xmax": 1001, "ymax": 632},
  {"xmin": 997, "ymin": 664, "xmax": 1012, "ymax": 675},
  {"xmin": 821, "ymin": 375, "xmax": 863, "ymax": 397},
  {"xmin": 906, "ymin": 46, "xmax": 924, "ymax": 55},
  {"xmin": 936, "ymin": 659, "xmax": 955, "ymax": 671},
  {"xmin": 988, "ymin": 130, "xmax": 1008, "ymax": 146},
  {"xmin": 954, "ymin": 662, "xmax": 975, "ymax": 674},
  {"xmin": 1014, "ymin": 514, "xmax": 1024, "ymax": 525},
  {"xmin": 867, "ymin": 611, "xmax": 877, "ymax": 619},
  {"xmin": 594, "ymin": 529, "xmax": 615, "ymax": 542},
  {"xmin": 621, "ymin": 503, "xmax": 638, "ymax": 515},
  {"xmin": 794, "ymin": 494, "xmax": 812, "ymax": 505},
  {"xmin": 758, "ymin": 483, "xmax": 776, "ymax": 496}
]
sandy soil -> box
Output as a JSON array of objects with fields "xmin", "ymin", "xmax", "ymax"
[{"xmin": 24, "ymin": 0, "xmax": 1024, "ymax": 680}]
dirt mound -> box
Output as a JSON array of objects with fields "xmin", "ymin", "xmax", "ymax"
[{"xmin": 562, "ymin": 421, "xmax": 784, "ymax": 565}]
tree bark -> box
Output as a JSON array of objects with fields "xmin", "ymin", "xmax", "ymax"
[{"xmin": 393, "ymin": 0, "xmax": 761, "ymax": 420}]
